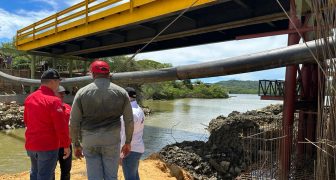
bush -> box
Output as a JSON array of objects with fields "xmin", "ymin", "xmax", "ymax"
[{"xmin": 142, "ymin": 81, "xmax": 228, "ymax": 100}]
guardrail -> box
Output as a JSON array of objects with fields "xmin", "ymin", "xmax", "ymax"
[
  {"xmin": 16, "ymin": 0, "xmax": 149, "ymax": 46},
  {"xmin": 258, "ymin": 80, "xmax": 285, "ymax": 97},
  {"xmin": 258, "ymin": 79, "xmax": 303, "ymax": 100}
]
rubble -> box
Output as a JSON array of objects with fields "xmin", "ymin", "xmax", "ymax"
[
  {"xmin": 0, "ymin": 101, "xmax": 24, "ymax": 130},
  {"xmin": 142, "ymin": 107, "xmax": 152, "ymax": 116},
  {"xmin": 159, "ymin": 104, "xmax": 283, "ymax": 179}
]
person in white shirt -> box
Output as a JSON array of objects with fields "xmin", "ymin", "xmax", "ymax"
[{"xmin": 120, "ymin": 87, "xmax": 145, "ymax": 180}]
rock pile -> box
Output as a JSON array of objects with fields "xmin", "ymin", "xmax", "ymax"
[
  {"xmin": 160, "ymin": 141, "xmax": 217, "ymax": 179},
  {"xmin": 0, "ymin": 102, "xmax": 151, "ymax": 130},
  {"xmin": 142, "ymin": 107, "xmax": 152, "ymax": 116},
  {"xmin": 159, "ymin": 104, "xmax": 283, "ymax": 179},
  {"xmin": 0, "ymin": 101, "xmax": 24, "ymax": 130}
]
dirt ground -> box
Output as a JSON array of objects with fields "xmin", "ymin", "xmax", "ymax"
[{"xmin": 0, "ymin": 154, "xmax": 191, "ymax": 180}]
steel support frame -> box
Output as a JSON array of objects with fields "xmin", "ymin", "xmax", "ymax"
[
  {"xmin": 297, "ymin": 12, "xmax": 318, "ymax": 161},
  {"xmin": 297, "ymin": 64, "xmax": 312, "ymax": 160},
  {"xmin": 307, "ymin": 65, "xmax": 318, "ymax": 157},
  {"xmin": 280, "ymin": 0, "xmax": 302, "ymax": 179},
  {"xmin": 30, "ymin": 55, "xmax": 36, "ymax": 93}
]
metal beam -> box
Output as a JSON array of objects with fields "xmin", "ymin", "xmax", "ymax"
[
  {"xmin": 235, "ymin": 27, "xmax": 313, "ymax": 40},
  {"xmin": 65, "ymin": 13, "xmax": 288, "ymax": 56},
  {"xmin": 1, "ymin": 40, "xmax": 334, "ymax": 86},
  {"xmin": 281, "ymin": 0, "xmax": 302, "ymax": 178},
  {"xmin": 233, "ymin": 0, "xmax": 252, "ymax": 14},
  {"xmin": 260, "ymin": 95, "xmax": 284, "ymax": 100},
  {"xmin": 30, "ymin": 55, "xmax": 36, "ymax": 92},
  {"xmin": 0, "ymin": 48, "xmax": 84, "ymax": 60}
]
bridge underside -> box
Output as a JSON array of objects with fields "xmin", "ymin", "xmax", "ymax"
[{"xmin": 18, "ymin": 0, "xmax": 293, "ymax": 58}]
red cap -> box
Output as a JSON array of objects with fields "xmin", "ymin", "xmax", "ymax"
[{"xmin": 90, "ymin": 60, "xmax": 110, "ymax": 74}]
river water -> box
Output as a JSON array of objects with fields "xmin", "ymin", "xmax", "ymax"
[{"xmin": 0, "ymin": 94, "xmax": 281, "ymax": 174}]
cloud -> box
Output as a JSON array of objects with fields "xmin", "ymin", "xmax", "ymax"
[
  {"xmin": 0, "ymin": 8, "xmax": 55, "ymax": 39},
  {"xmin": 65, "ymin": 0, "xmax": 111, "ymax": 6},
  {"xmin": 65, "ymin": 0, "xmax": 84, "ymax": 6},
  {"xmin": 136, "ymin": 35, "xmax": 288, "ymax": 66},
  {"xmin": 193, "ymin": 67, "xmax": 286, "ymax": 83},
  {"xmin": 135, "ymin": 35, "xmax": 289, "ymax": 82},
  {"xmin": 30, "ymin": 0, "xmax": 59, "ymax": 10}
]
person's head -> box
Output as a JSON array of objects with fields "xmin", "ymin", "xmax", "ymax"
[
  {"xmin": 89, "ymin": 60, "xmax": 110, "ymax": 79},
  {"xmin": 55, "ymin": 85, "xmax": 70, "ymax": 101},
  {"xmin": 40, "ymin": 69, "xmax": 62, "ymax": 92},
  {"xmin": 125, "ymin": 87, "xmax": 136, "ymax": 101}
]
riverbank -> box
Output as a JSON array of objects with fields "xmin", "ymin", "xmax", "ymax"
[
  {"xmin": 158, "ymin": 104, "xmax": 284, "ymax": 179},
  {"xmin": 0, "ymin": 154, "xmax": 191, "ymax": 180},
  {"xmin": 0, "ymin": 101, "xmax": 150, "ymax": 130},
  {"xmin": 0, "ymin": 102, "xmax": 24, "ymax": 130},
  {"xmin": 1, "ymin": 103, "xmax": 283, "ymax": 179}
]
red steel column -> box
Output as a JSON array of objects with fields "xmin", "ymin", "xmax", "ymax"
[
  {"xmin": 298, "ymin": 64, "xmax": 312, "ymax": 160},
  {"xmin": 306, "ymin": 64, "xmax": 319, "ymax": 157},
  {"xmin": 280, "ymin": 0, "xmax": 301, "ymax": 179}
]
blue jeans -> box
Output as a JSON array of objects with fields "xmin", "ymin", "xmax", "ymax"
[
  {"xmin": 83, "ymin": 145, "xmax": 120, "ymax": 180},
  {"xmin": 122, "ymin": 151, "xmax": 143, "ymax": 180},
  {"xmin": 81, "ymin": 125, "xmax": 121, "ymax": 180},
  {"xmin": 27, "ymin": 150, "xmax": 59, "ymax": 180},
  {"xmin": 58, "ymin": 145, "xmax": 72, "ymax": 180}
]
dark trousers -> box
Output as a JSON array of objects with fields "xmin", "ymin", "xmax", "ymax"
[{"xmin": 57, "ymin": 146, "xmax": 72, "ymax": 180}]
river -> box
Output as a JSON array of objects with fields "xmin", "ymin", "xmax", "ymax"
[{"xmin": 0, "ymin": 94, "xmax": 281, "ymax": 174}]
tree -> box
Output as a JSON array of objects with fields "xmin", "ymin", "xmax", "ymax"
[{"xmin": 0, "ymin": 39, "xmax": 33, "ymax": 69}]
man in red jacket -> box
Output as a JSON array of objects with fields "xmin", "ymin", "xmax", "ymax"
[{"xmin": 24, "ymin": 69, "xmax": 71, "ymax": 180}]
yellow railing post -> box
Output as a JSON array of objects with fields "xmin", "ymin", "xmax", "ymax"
[
  {"xmin": 86, "ymin": 0, "xmax": 89, "ymax": 25},
  {"xmin": 130, "ymin": 0, "xmax": 134, "ymax": 13},
  {"xmin": 55, "ymin": 13, "xmax": 59, "ymax": 34},
  {"xmin": 15, "ymin": 33, "xmax": 18, "ymax": 47},
  {"xmin": 33, "ymin": 23, "xmax": 36, "ymax": 40}
]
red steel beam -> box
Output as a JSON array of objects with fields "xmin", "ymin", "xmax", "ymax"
[
  {"xmin": 260, "ymin": 95, "xmax": 284, "ymax": 100},
  {"xmin": 235, "ymin": 27, "xmax": 313, "ymax": 40},
  {"xmin": 297, "ymin": 64, "xmax": 312, "ymax": 160},
  {"xmin": 280, "ymin": 0, "xmax": 301, "ymax": 179},
  {"xmin": 306, "ymin": 64, "xmax": 319, "ymax": 157}
]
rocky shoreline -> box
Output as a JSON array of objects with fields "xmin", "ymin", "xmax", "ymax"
[
  {"xmin": 159, "ymin": 104, "xmax": 283, "ymax": 179},
  {"xmin": 0, "ymin": 102, "xmax": 151, "ymax": 130},
  {"xmin": 1, "ymin": 102, "xmax": 283, "ymax": 179},
  {"xmin": 0, "ymin": 102, "xmax": 24, "ymax": 130}
]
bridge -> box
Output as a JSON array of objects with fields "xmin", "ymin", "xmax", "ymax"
[
  {"xmin": 11, "ymin": 0, "xmax": 336, "ymax": 179},
  {"xmin": 14, "ymin": 0, "xmax": 308, "ymax": 58}
]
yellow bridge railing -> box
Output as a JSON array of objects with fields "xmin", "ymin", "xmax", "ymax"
[
  {"xmin": 16, "ymin": 0, "xmax": 216, "ymax": 51},
  {"xmin": 16, "ymin": 0, "xmax": 152, "ymax": 46}
]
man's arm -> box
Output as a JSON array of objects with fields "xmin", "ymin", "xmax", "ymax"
[{"xmin": 70, "ymin": 92, "xmax": 83, "ymax": 148}]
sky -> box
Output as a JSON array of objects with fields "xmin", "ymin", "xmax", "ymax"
[{"xmin": 0, "ymin": 0, "xmax": 289, "ymax": 83}]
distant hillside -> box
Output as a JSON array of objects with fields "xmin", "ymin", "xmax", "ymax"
[{"xmin": 215, "ymin": 80, "xmax": 259, "ymax": 94}]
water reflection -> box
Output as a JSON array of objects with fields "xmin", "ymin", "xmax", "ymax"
[
  {"xmin": 0, "ymin": 129, "xmax": 29, "ymax": 173},
  {"xmin": 142, "ymin": 125, "xmax": 208, "ymax": 158}
]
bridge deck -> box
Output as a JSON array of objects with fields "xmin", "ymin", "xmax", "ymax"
[{"xmin": 16, "ymin": 0, "xmax": 303, "ymax": 58}]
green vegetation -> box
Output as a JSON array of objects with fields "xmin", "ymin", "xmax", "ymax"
[
  {"xmin": 215, "ymin": 80, "xmax": 259, "ymax": 94},
  {"xmin": 103, "ymin": 56, "xmax": 228, "ymax": 100},
  {"xmin": 142, "ymin": 81, "xmax": 228, "ymax": 100},
  {"xmin": 0, "ymin": 39, "xmax": 87, "ymax": 71},
  {"xmin": 1, "ymin": 40, "xmax": 31, "ymax": 69}
]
